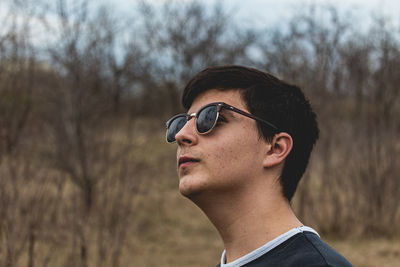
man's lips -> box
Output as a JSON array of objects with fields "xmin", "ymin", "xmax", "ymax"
[{"xmin": 178, "ymin": 156, "xmax": 200, "ymax": 167}]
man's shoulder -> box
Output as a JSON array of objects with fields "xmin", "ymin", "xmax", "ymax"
[
  {"xmin": 249, "ymin": 232, "xmax": 353, "ymax": 267},
  {"xmin": 216, "ymin": 232, "xmax": 353, "ymax": 267},
  {"xmin": 303, "ymin": 232, "xmax": 353, "ymax": 266}
]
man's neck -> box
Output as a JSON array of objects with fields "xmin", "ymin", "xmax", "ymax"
[{"xmin": 190, "ymin": 184, "xmax": 302, "ymax": 263}]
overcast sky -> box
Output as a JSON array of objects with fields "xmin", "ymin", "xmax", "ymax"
[
  {"xmin": 230, "ymin": 0, "xmax": 399, "ymax": 25},
  {"xmin": 2, "ymin": 0, "xmax": 398, "ymax": 46},
  {"xmin": 116, "ymin": 0, "xmax": 400, "ymax": 29}
]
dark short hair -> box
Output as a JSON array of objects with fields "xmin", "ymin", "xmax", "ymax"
[{"xmin": 182, "ymin": 65, "xmax": 319, "ymax": 202}]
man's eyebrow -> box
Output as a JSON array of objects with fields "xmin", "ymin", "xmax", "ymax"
[{"xmin": 220, "ymin": 108, "xmax": 236, "ymax": 118}]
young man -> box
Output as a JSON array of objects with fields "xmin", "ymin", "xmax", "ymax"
[{"xmin": 165, "ymin": 65, "xmax": 352, "ymax": 266}]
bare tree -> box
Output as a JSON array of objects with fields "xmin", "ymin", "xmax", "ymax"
[
  {"xmin": 0, "ymin": 0, "xmax": 36, "ymax": 159},
  {"xmin": 36, "ymin": 1, "xmax": 147, "ymax": 266},
  {"xmin": 0, "ymin": 2, "xmax": 38, "ymax": 265},
  {"xmin": 136, "ymin": 0, "xmax": 256, "ymax": 116},
  {"xmin": 258, "ymin": 6, "xmax": 400, "ymax": 237}
]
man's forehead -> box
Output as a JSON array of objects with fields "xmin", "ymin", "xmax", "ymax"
[{"xmin": 187, "ymin": 89, "xmax": 246, "ymax": 113}]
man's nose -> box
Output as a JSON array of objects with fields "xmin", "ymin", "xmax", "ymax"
[{"xmin": 175, "ymin": 118, "xmax": 198, "ymax": 146}]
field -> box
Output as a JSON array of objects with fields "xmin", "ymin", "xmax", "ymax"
[
  {"xmin": 1, "ymin": 122, "xmax": 399, "ymax": 266},
  {"xmin": 1, "ymin": 120, "xmax": 399, "ymax": 267}
]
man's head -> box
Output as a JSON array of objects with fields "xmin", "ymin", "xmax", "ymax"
[{"xmin": 177, "ymin": 65, "xmax": 319, "ymax": 202}]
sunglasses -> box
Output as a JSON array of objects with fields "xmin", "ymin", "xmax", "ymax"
[{"xmin": 165, "ymin": 102, "xmax": 278, "ymax": 143}]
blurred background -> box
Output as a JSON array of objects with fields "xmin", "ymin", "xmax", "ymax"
[{"xmin": 0, "ymin": 0, "xmax": 399, "ymax": 266}]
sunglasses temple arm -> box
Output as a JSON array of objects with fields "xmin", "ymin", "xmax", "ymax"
[{"xmin": 227, "ymin": 106, "xmax": 278, "ymax": 131}]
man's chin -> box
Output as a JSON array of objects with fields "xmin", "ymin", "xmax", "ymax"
[{"xmin": 178, "ymin": 176, "xmax": 207, "ymax": 199}]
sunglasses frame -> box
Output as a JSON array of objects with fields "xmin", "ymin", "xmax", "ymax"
[{"xmin": 165, "ymin": 102, "xmax": 278, "ymax": 143}]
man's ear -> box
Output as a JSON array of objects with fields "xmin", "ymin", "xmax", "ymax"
[{"xmin": 263, "ymin": 132, "xmax": 293, "ymax": 168}]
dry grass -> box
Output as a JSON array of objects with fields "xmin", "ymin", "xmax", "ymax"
[
  {"xmin": 329, "ymin": 238, "xmax": 400, "ymax": 267},
  {"xmin": 1, "ymin": 124, "xmax": 399, "ymax": 267}
]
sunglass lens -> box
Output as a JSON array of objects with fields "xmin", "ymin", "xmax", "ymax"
[
  {"xmin": 167, "ymin": 116, "xmax": 187, "ymax": 143},
  {"xmin": 197, "ymin": 105, "xmax": 218, "ymax": 134}
]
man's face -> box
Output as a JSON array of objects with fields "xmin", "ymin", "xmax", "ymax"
[{"xmin": 175, "ymin": 89, "xmax": 268, "ymax": 199}]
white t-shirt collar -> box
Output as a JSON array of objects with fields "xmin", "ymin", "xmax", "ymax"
[{"xmin": 220, "ymin": 226, "xmax": 319, "ymax": 267}]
